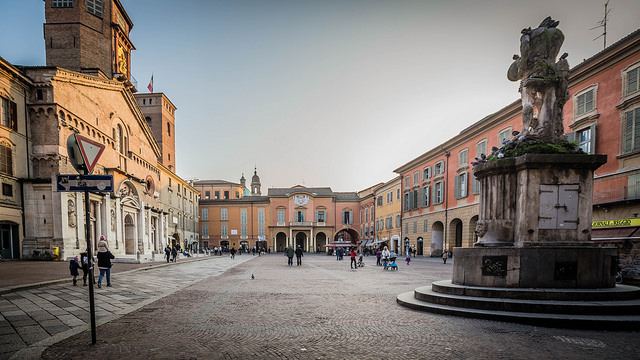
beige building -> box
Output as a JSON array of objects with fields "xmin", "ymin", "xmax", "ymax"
[
  {"xmin": 0, "ymin": 57, "xmax": 32, "ymax": 259},
  {"xmin": 372, "ymin": 177, "xmax": 403, "ymax": 254}
]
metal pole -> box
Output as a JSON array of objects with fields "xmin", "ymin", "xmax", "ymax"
[{"xmin": 85, "ymin": 190, "xmax": 97, "ymax": 344}]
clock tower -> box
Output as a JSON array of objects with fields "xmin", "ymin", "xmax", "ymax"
[{"xmin": 44, "ymin": 0, "xmax": 135, "ymax": 81}]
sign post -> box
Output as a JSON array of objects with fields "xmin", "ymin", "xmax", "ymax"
[{"xmin": 64, "ymin": 133, "xmax": 107, "ymax": 345}]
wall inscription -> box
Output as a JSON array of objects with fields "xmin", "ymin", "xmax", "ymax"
[{"xmin": 482, "ymin": 256, "xmax": 508, "ymax": 277}]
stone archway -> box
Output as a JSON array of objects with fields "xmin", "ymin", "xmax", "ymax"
[
  {"xmin": 450, "ymin": 218, "xmax": 463, "ymax": 248},
  {"xmin": 275, "ymin": 232, "xmax": 287, "ymax": 252},
  {"xmin": 316, "ymin": 232, "xmax": 327, "ymax": 252},
  {"xmin": 469, "ymin": 215, "xmax": 479, "ymax": 246},
  {"xmin": 295, "ymin": 232, "xmax": 306, "ymax": 251},
  {"xmin": 124, "ymin": 214, "xmax": 136, "ymax": 254},
  {"xmin": 431, "ymin": 221, "xmax": 444, "ymax": 256}
]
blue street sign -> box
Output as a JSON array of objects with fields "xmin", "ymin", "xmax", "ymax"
[{"xmin": 57, "ymin": 174, "xmax": 113, "ymax": 192}]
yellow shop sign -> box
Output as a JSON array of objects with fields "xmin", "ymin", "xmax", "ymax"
[{"xmin": 592, "ymin": 218, "xmax": 640, "ymax": 228}]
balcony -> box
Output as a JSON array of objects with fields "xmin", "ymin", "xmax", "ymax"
[
  {"xmin": 594, "ymin": 178, "xmax": 640, "ymax": 205},
  {"xmin": 289, "ymin": 221, "xmax": 314, "ymax": 227}
]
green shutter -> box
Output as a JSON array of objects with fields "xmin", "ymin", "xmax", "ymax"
[
  {"xmin": 454, "ymin": 175, "xmax": 460, "ymax": 199},
  {"xmin": 418, "ymin": 187, "xmax": 425, "ymax": 207},
  {"xmin": 624, "ymin": 111, "xmax": 633, "ymax": 153}
]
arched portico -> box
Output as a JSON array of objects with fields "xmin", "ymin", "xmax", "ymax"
[
  {"xmin": 431, "ymin": 221, "xmax": 444, "ymax": 256},
  {"xmin": 334, "ymin": 228, "xmax": 359, "ymax": 244},
  {"xmin": 275, "ymin": 232, "xmax": 287, "ymax": 252}
]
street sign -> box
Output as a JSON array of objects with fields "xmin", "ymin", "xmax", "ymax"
[
  {"xmin": 75, "ymin": 134, "xmax": 105, "ymax": 174},
  {"xmin": 57, "ymin": 174, "xmax": 113, "ymax": 192}
]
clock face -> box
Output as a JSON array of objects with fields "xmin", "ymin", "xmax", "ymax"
[{"xmin": 294, "ymin": 194, "xmax": 309, "ymax": 206}]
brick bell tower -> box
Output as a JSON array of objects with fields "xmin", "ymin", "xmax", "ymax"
[{"xmin": 43, "ymin": 0, "xmax": 135, "ymax": 81}]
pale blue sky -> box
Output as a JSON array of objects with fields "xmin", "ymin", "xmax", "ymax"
[{"xmin": 2, "ymin": 0, "xmax": 639, "ymax": 191}]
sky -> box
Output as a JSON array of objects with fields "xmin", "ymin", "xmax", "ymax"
[{"xmin": 1, "ymin": 0, "xmax": 639, "ymax": 192}]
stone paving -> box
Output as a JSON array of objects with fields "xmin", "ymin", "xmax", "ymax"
[
  {"xmin": 26, "ymin": 254, "xmax": 640, "ymax": 360},
  {"xmin": 1, "ymin": 255, "xmax": 255, "ymax": 360}
]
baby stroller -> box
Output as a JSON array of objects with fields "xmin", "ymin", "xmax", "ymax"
[
  {"xmin": 387, "ymin": 253, "xmax": 398, "ymax": 271},
  {"xmin": 357, "ymin": 254, "xmax": 365, "ymax": 267}
]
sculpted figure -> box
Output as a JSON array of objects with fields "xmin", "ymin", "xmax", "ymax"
[
  {"xmin": 475, "ymin": 220, "xmax": 488, "ymax": 238},
  {"xmin": 508, "ymin": 17, "xmax": 569, "ymax": 143}
]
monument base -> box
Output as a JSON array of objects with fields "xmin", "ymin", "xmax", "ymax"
[{"xmin": 453, "ymin": 246, "xmax": 617, "ymax": 289}]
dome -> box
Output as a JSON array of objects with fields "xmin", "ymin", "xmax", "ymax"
[{"xmin": 243, "ymin": 188, "xmax": 252, "ymax": 197}]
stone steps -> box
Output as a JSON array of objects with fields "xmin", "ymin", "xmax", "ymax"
[{"xmin": 397, "ymin": 281, "xmax": 640, "ymax": 330}]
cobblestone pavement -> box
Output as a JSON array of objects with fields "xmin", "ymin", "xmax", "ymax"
[
  {"xmin": 1, "ymin": 255, "xmax": 255, "ymax": 360},
  {"xmin": 33, "ymin": 254, "xmax": 640, "ymax": 360}
]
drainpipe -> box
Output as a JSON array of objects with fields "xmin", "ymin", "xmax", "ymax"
[{"xmin": 443, "ymin": 150, "xmax": 450, "ymax": 252}]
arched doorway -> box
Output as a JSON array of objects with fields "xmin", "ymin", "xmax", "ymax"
[
  {"xmin": 451, "ymin": 218, "xmax": 463, "ymax": 248},
  {"xmin": 125, "ymin": 214, "xmax": 136, "ymax": 254},
  {"xmin": 417, "ymin": 237, "xmax": 424, "ymax": 256},
  {"xmin": 316, "ymin": 232, "xmax": 327, "ymax": 252},
  {"xmin": 275, "ymin": 232, "xmax": 287, "ymax": 252},
  {"xmin": 431, "ymin": 222, "xmax": 444, "ymax": 257},
  {"xmin": 469, "ymin": 215, "xmax": 479, "ymax": 245},
  {"xmin": 334, "ymin": 228, "xmax": 359, "ymax": 244},
  {"xmin": 220, "ymin": 240, "xmax": 229, "ymax": 252},
  {"xmin": 295, "ymin": 232, "xmax": 306, "ymax": 251}
]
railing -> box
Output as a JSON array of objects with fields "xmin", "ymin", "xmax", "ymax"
[
  {"xmin": 289, "ymin": 221, "xmax": 314, "ymax": 227},
  {"xmin": 593, "ymin": 178, "xmax": 640, "ymax": 205}
]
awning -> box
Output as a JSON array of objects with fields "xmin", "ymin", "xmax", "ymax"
[
  {"xmin": 323, "ymin": 242, "xmax": 355, "ymax": 248},
  {"xmin": 370, "ymin": 239, "xmax": 389, "ymax": 245},
  {"xmin": 591, "ymin": 227, "xmax": 640, "ymax": 240}
]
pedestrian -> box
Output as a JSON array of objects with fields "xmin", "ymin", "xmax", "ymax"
[
  {"xmin": 164, "ymin": 244, "xmax": 171, "ymax": 263},
  {"xmin": 350, "ymin": 247, "xmax": 357, "ymax": 269},
  {"xmin": 80, "ymin": 250, "xmax": 90, "ymax": 286},
  {"xmin": 442, "ymin": 249, "xmax": 449, "ymax": 264},
  {"xmin": 285, "ymin": 245, "xmax": 294, "ymax": 266},
  {"xmin": 171, "ymin": 246, "xmax": 178, "ymax": 262},
  {"xmin": 382, "ymin": 246, "xmax": 390, "ymax": 269},
  {"xmin": 230, "ymin": 247, "xmax": 236, "ymax": 259},
  {"xmin": 295, "ymin": 245, "xmax": 303, "ymax": 266},
  {"xmin": 405, "ymin": 254, "xmax": 411, "ymax": 265},
  {"xmin": 69, "ymin": 256, "xmax": 80, "ymax": 286},
  {"xmin": 96, "ymin": 237, "xmax": 114, "ymax": 288}
]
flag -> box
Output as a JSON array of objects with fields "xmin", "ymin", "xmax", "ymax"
[{"xmin": 147, "ymin": 74, "xmax": 153, "ymax": 93}]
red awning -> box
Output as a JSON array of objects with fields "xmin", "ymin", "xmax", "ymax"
[{"xmin": 591, "ymin": 227, "xmax": 639, "ymax": 240}]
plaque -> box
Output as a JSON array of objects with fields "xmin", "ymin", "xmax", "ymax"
[{"xmin": 482, "ymin": 256, "xmax": 508, "ymax": 276}]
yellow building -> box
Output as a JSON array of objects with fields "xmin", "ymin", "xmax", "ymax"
[{"xmin": 372, "ymin": 177, "xmax": 403, "ymax": 254}]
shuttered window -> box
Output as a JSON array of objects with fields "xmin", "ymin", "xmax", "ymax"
[{"xmin": 623, "ymin": 108, "xmax": 640, "ymax": 154}]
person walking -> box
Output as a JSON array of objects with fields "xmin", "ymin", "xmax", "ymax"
[
  {"xmin": 171, "ymin": 246, "xmax": 178, "ymax": 262},
  {"xmin": 442, "ymin": 249, "xmax": 449, "ymax": 264},
  {"xmin": 285, "ymin": 245, "xmax": 295, "ymax": 266},
  {"xmin": 381, "ymin": 246, "xmax": 391, "ymax": 269},
  {"xmin": 69, "ymin": 256, "xmax": 80, "ymax": 286},
  {"xmin": 80, "ymin": 251, "xmax": 90, "ymax": 286},
  {"xmin": 164, "ymin": 245, "xmax": 171, "ymax": 263},
  {"xmin": 376, "ymin": 249, "xmax": 382, "ymax": 266},
  {"xmin": 96, "ymin": 236, "xmax": 114, "ymax": 288},
  {"xmin": 350, "ymin": 248, "xmax": 358, "ymax": 269},
  {"xmin": 230, "ymin": 247, "xmax": 236, "ymax": 259},
  {"xmin": 295, "ymin": 245, "xmax": 303, "ymax": 266}
]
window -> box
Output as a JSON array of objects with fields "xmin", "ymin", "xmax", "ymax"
[
  {"xmin": 458, "ymin": 149, "xmax": 468, "ymax": 167},
  {"xmin": 413, "ymin": 221, "xmax": 417, "ymax": 233},
  {"xmin": 575, "ymin": 88, "xmax": 595, "ymax": 117},
  {"xmin": 202, "ymin": 209, "xmax": 208, "ymax": 221},
  {"xmin": 624, "ymin": 65, "xmax": 639, "ymax": 97},
  {"xmin": 221, "ymin": 208, "xmax": 228, "ymax": 221},
  {"xmin": 455, "ymin": 173, "xmax": 468, "ymax": 199},
  {"xmin": 241, "ymin": 225, "xmax": 247, "ymax": 237},
  {"xmin": 296, "ymin": 211, "xmax": 305, "ymax": 222},
  {"xmin": 0, "ymin": 143, "xmax": 12, "ymax": 176},
  {"xmin": 477, "ymin": 139, "xmax": 488, "ymax": 158},
  {"xmin": 577, "ymin": 127, "xmax": 593, "ymax": 154},
  {"xmin": 404, "ymin": 222, "xmax": 409, "ymax": 234},
  {"xmin": 1, "ymin": 98, "xmax": 17, "ymax": 131},
  {"xmin": 277, "ymin": 209, "xmax": 285, "ymax": 223},
  {"xmin": 377, "ymin": 196, "xmax": 382, "ymax": 206},
  {"xmin": 235, "ymin": 191, "xmax": 240, "ymax": 199},
  {"xmin": 223, "ymin": 191, "xmax": 229, "ymax": 199},
  {"xmin": 423, "ymin": 166, "xmax": 431, "ymax": 180},
  {"xmin": 413, "ymin": 171, "xmax": 419, "ymax": 186},
  {"xmin": 403, "ymin": 193, "xmax": 409, "ymax": 212},
  {"xmin": 395, "ymin": 214, "xmax": 400, "ymax": 227},
  {"xmin": 397, "ymin": 188, "xmax": 400, "ymax": 200},
  {"xmin": 628, "ymin": 174, "xmax": 640, "ymax": 199},
  {"xmin": 258, "ymin": 209, "xmax": 265, "ymax": 224},
  {"xmin": 404, "ymin": 176, "xmax": 410, "ymax": 187},
  {"xmin": 221, "ymin": 225, "xmax": 228, "ymax": 237},
  {"xmin": 241, "ymin": 210, "xmax": 247, "ymax": 224},
  {"xmin": 423, "ymin": 220, "xmax": 428, "ymax": 232},
  {"xmin": 215, "ymin": 191, "xmax": 220, "ymax": 199},
  {"xmin": 316, "ymin": 210, "xmax": 325, "ymax": 223},
  {"xmin": 472, "ymin": 173, "xmax": 480, "ymax": 195},
  {"xmin": 365, "ymin": 208, "xmax": 369, "ymax": 222},
  {"xmin": 258, "ymin": 225, "xmax": 265, "ymax": 237},
  {"xmin": 422, "ymin": 186, "xmax": 430, "ymax": 207},
  {"xmin": 342, "ymin": 210, "xmax": 353, "ymax": 224},
  {"xmin": 167, "ymin": 122, "xmax": 171, "ymax": 136},
  {"xmin": 202, "ymin": 225, "xmax": 209, "ymax": 237},
  {"xmin": 205, "ymin": 191, "xmax": 210, "ymax": 200},
  {"xmin": 623, "ymin": 107, "xmax": 640, "ymax": 154},
  {"xmin": 498, "ymin": 128, "xmax": 511, "ymax": 146},
  {"xmin": 434, "ymin": 161, "xmax": 444, "ymax": 175},
  {"xmin": 87, "ymin": 0, "xmax": 102, "ymax": 17},
  {"xmin": 115, "ymin": 125, "xmax": 123, "ymax": 153},
  {"xmin": 434, "ymin": 181, "xmax": 444, "ymax": 204},
  {"xmin": 2, "ymin": 183, "xmax": 12, "ymax": 197},
  {"xmin": 52, "ymin": 0, "xmax": 73, "ymax": 7}
]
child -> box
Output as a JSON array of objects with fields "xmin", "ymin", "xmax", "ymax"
[
  {"xmin": 405, "ymin": 254, "xmax": 411, "ymax": 265},
  {"xmin": 69, "ymin": 256, "xmax": 80, "ymax": 286}
]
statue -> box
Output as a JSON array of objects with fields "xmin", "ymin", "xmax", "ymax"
[
  {"xmin": 67, "ymin": 199, "xmax": 76, "ymax": 228},
  {"xmin": 508, "ymin": 17, "xmax": 569, "ymax": 144}
]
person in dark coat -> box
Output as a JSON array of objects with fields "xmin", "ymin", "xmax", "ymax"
[
  {"xmin": 285, "ymin": 246, "xmax": 294, "ymax": 266},
  {"xmin": 96, "ymin": 238, "xmax": 114, "ymax": 288},
  {"xmin": 295, "ymin": 245, "xmax": 303, "ymax": 266},
  {"xmin": 171, "ymin": 246, "xmax": 178, "ymax": 262},
  {"xmin": 79, "ymin": 251, "xmax": 90, "ymax": 286},
  {"xmin": 69, "ymin": 256, "xmax": 80, "ymax": 286},
  {"xmin": 164, "ymin": 245, "xmax": 171, "ymax": 263}
]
